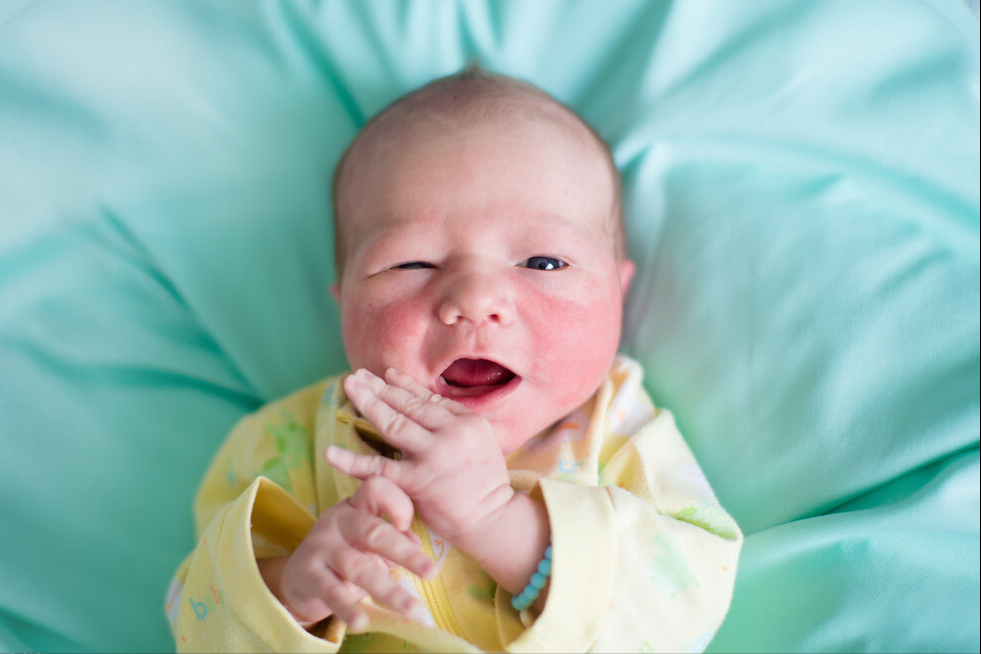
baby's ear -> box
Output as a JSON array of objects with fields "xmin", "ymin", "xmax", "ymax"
[{"xmin": 618, "ymin": 259, "xmax": 636, "ymax": 298}]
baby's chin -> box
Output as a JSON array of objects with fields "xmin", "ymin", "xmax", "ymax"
[
  {"xmin": 491, "ymin": 412, "xmax": 569, "ymax": 457},
  {"xmin": 500, "ymin": 381, "xmax": 610, "ymax": 455}
]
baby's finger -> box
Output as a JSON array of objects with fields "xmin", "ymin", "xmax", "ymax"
[
  {"xmin": 384, "ymin": 368, "xmax": 469, "ymax": 416},
  {"xmin": 344, "ymin": 371, "xmax": 433, "ymax": 452},
  {"xmin": 348, "ymin": 368, "xmax": 462, "ymax": 438},
  {"xmin": 327, "ymin": 548, "xmax": 428, "ymax": 623},
  {"xmin": 348, "ymin": 475, "xmax": 414, "ymax": 531},
  {"xmin": 288, "ymin": 564, "xmax": 369, "ymax": 630},
  {"xmin": 340, "ymin": 514, "xmax": 437, "ymax": 580},
  {"xmin": 326, "ymin": 445, "xmax": 405, "ymax": 486},
  {"xmin": 345, "ymin": 478, "xmax": 437, "ymax": 579}
]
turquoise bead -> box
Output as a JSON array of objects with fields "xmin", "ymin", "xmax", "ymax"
[{"xmin": 510, "ymin": 543, "xmax": 554, "ymax": 612}]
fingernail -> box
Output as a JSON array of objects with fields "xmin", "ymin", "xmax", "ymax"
[
  {"xmin": 356, "ymin": 368, "xmax": 373, "ymax": 381},
  {"xmin": 325, "ymin": 445, "xmax": 348, "ymax": 464}
]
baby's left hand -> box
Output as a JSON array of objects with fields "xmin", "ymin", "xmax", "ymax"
[{"xmin": 330, "ymin": 368, "xmax": 514, "ymax": 550}]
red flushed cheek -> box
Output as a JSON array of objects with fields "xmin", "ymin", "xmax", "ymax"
[
  {"xmin": 341, "ymin": 297, "xmax": 428, "ymax": 373},
  {"xmin": 522, "ymin": 291, "xmax": 623, "ymax": 406}
]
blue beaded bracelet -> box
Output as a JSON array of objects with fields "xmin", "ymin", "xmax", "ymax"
[{"xmin": 511, "ymin": 544, "xmax": 553, "ymax": 611}]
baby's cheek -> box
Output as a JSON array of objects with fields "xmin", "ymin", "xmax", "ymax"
[
  {"xmin": 342, "ymin": 298, "xmax": 428, "ymax": 372},
  {"xmin": 526, "ymin": 293, "xmax": 623, "ymax": 405}
]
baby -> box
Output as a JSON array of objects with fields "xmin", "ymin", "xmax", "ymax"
[{"xmin": 167, "ymin": 68, "xmax": 742, "ymax": 653}]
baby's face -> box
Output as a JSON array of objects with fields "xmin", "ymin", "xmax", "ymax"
[{"xmin": 333, "ymin": 114, "xmax": 634, "ymax": 455}]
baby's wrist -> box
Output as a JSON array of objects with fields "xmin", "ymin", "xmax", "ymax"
[
  {"xmin": 450, "ymin": 485, "xmax": 518, "ymax": 552},
  {"xmin": 454, "ymin": 491, "xmax": 552, "ymax": 597}
]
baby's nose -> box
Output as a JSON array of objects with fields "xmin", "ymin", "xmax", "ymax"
[{"xmin": 437, "ymin": 272, "xmax": 515, "ymax": 327}]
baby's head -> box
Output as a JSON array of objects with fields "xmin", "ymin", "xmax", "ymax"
[{"xmin": 331, "ymin": 68, "xmax": 634, "ymax": 454}]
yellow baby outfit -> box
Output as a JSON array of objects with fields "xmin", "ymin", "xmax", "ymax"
[{"xmin": 166, "ymin": 356, "xmax": 742, "ymax": 653}]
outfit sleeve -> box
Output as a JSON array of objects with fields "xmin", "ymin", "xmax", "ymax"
[
  {"xmin": 508, "ymin": 409, "xmax": 743, "ymax": 654},
  {"xmin": 165, "ymin": 385, "xmax": 345, "ymax": 653}
]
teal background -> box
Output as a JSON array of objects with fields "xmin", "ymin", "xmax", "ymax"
[{"xmin": 1, "ymin": 1, "xmax": 978, "ymax": 652}]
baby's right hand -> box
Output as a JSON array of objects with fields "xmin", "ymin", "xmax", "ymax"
[{"xmin": 263, "ymin": 475, "xmax": 437, "ymax": 631}]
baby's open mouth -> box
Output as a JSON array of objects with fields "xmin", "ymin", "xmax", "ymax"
[{"xmin": 439, "ymin": 358, "xmax": 517, "ymax": 398}]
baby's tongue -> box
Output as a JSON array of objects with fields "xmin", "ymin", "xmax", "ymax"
[{"xmin": 441, "ymin": 358, "xmax": 513, "ymax": 388}]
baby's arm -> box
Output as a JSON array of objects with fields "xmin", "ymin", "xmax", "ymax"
[
  {"xmin": 257, "ymin": 475, "xmax": 436, "ymax": 631},
  {"xmin": 332, "ymin": 368, "xmax": 552, "ymax": 605},
  {"xmin": 335, "ymin": 364, "xmax": 743, "ymax": 653}
]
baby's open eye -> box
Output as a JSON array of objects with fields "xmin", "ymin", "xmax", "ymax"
[
  {"xmin": 520, "ymin": 256, "xmax": 567, "ymax": 271},
  {"xmin": 392, "ymin": 261, "xmax": 436, "ymax": 270}
]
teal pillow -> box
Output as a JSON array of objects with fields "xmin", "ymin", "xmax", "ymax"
[{"xmin": 1, "ymin": 1, "xmax": 977, "ymax": 652}]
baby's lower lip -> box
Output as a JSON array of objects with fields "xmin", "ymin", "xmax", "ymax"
[{"xmin": 436, "ymin": 374, "xmax": 521, "ymax": 408}]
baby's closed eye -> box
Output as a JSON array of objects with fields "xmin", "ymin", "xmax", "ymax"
[{"xmin": 392, "ymin": 261, "xmax": 437, "ymax": 270}]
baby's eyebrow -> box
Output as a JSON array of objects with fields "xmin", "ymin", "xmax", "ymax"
[
  {"xmin": 523, "ymin": 212, "xmax": 600, "ymax": 241},
  {"xmin": 358, "ymin": 208, "xmax": 605, "ymax": 255}
]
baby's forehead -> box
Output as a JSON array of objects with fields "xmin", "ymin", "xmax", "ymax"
[
  {"xmin": 332, "ymin": 75, "xmax": 626, "ymax": 269},
  {"xmin": 338, "ymin": 96, "xmax": 611, "ymax": 205},
  {"xmin": 340, "ymin": 113, "xmax": 615, "ymax": 232},
  {"xmin": 369, "ymin": 94, "xmax": 595, "ymax": 157}
]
